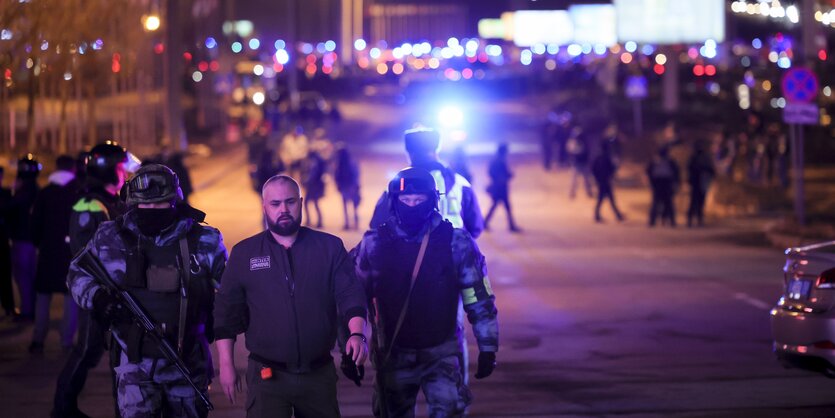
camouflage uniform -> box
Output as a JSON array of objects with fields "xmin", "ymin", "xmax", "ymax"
[
  {"xmin": 67, "ymin": 211, "xmax": 227, "ymax": 418},
  {"xmin": 354, "ymin": 213, "xmax": 498, "ymax": 418}
]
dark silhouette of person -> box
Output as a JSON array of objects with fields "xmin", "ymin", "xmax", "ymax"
[
  {"xmin": 591, "ymin": 140, "xmax": 624, "ymax": 223},
  {"xmin": 0, "ymin": 166, "xmax": 14, "ymax": 318},
  {"xmin": 568, "ymin": 128, "xmax": 593, "ymax": 199},
  {"xmin": 302, "ymin": 151, "xmax": 326, "ymax": 228},
  {"xmin": 646, "ymin": 146, "xmax": 680, "ymax": 227},
  {"xmin": 687, "ymin": 141, "xmax": 716, "ymax": 227},
  {"xmin": 484, "ymin": 143, "xmax": 520, "ymax": 232},
  {"xmin": 334, "ymin": 148, "xmax": 361, "ymax": 230}
]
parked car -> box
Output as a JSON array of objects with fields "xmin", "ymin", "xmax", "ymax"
[{"xmin": 771, "ymin": 240, "xmax": 835, "ymax": 377}]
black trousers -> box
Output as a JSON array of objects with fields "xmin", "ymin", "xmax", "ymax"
[
  {"xmin": 688, "ymin": 189, "xmax": 707, "ymax": 226},
  {"xmin": 594, "ymin": 183, "xmax": 623, "ymax": 220},
  {"xmin": 52, "ymin": 309, "xmax": 120, "ymax": 417},
  {"xmin": 245, "ymin": 358, "xmax": 340, "ymax": 418},
  {"xmin": 0, "ymin": 236, "xmax": 14, "ymax": 314}
]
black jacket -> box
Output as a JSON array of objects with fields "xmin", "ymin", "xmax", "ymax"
[
  {"xmin": 31, "ymin": 172, "xmax": 79, "ymax": 293},
  {"xmin": 214, "ymin": 227, "xmax": 366, "ymax": 368}
]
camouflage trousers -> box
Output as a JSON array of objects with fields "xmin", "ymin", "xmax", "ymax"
[
  {"xmin": 373, "ymin": 339, "xmax": 471, "ymax": 418},
  {"xmin": 113, "ymin": 349, "xmax": 209, "ymax": 418}
]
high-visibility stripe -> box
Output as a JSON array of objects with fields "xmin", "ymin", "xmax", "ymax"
[
  {"xmin": 461, "ymin": 287, "xmax": 477, "ymax": 305},
  {"xmin": 72, "ymin": 198, "xmax": 109, "ymax": 217},
  {"xmin": 483, "ymin": 277, "xmax": 494, "ymax": 296}
]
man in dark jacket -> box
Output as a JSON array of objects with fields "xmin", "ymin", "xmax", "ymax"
[
  {"xmin": 355, "ymin": 167, "xmax": 498, "ymax": 417},
  {"xmin": 52, "ymin": 141, "xmax": 139, "ymax": 418},
  {"xmin": 484, "ymin": 143, "xmax": 520, "ymax": 232},
  {"xmin": 29, "ymin": 155, "xmax": 80, "ymax": 353},
  {"xmin": 687, "ymin": 141, "xmax": 716, "ymax": 227},
  {"xmin": 591, "ymin": 140, "xmax": 625, "ymax": 223},
  {"xmin": 9, "ymin": 154, "xmax": 42, "ymax": 321},
  {"xmin": 646, "ymin": 146, "xmax": 680, "ymax": 227},
  {"xmin": 214, "ymin": 175, "xmax": 367, "ymax": 417},
  {"xmin": 0, "ymin": 166, "xmax": 14, "ymax": 318}
]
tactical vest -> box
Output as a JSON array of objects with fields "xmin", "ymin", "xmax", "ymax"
[
  {"xmin": 375, "ymin": 220, "xmax": 458, "ymax": 349},
  {"xmin": 116, "ymin": 220, "xmax": 212, "ymax": 362}
]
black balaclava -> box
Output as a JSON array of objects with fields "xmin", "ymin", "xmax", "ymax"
[
  {"xmin": 134, "ymin": 206, "xmax": 177, "ymax": 236},
  {"xmin": 395, "ymin": 199, "xmax": 434, "ymax": 236}
]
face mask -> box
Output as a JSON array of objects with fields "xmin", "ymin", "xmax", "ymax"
[
  {"xmin": 266, "ymin": 213, "xmax": 302, "ymax": 236},
  {"xmin": 134, "ymin": 207, "xmax": 177, "ymax": 236},
  {"xmin": 395, "ymin": 199, "xmax": 434, "ymax": 235}
]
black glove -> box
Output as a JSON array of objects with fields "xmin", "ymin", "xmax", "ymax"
[
  {"xmin": 474, "ymin": 351, "xmax": 496, "ymax": 379},
  {"xmin": 340, "ymin": 353, "xmax": 365, "ymax": 386},
  {"xmin": 92, "ymin": 290, "xmax": 131, "ymax": 325}
]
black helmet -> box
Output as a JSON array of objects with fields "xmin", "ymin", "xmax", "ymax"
[
  {"xmin": 86, "ymin": 141, "xmax": 140, "ymax": 184},
  {"xmin": 387, "ymin": 167, "xmax": 438, "ymax": 210},
  {"xmin": 404, "ymin": 128, "xmax": 440, "ymax": 155},
  {"xmin": 17, "ymin": 154, "xmax": 42, "ymax": 179},
  {"xmin": 125, "ymin": 164, "xmax": 183, "ymax": 207}
]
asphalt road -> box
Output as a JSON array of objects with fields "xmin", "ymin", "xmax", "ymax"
[{"xmin": 2, "ymin": 99, "xmax": 835, "ymax": 417}]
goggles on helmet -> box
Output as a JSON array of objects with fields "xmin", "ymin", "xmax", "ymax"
[{"xmin": 128, "ymin": 171, "xmax": 177, "ymax": 202}]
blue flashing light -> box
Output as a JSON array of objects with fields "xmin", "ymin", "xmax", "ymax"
[
  {"xmin": 205, "ymin": 37, "xmax": 217, "ymax": 49},
  {"xmin": 520, "ymin": 50, "xmax": 533, "ymax": 66},
  {"xmin": 532, "ymin": 44, "xmax": 546, "ymax": 55},
  {"xmin": 741, "ymin": 56, "xmax": 751, "ymax": 67},
  {"xmin": 641, "ymin": 44, "xmax": 654, "ymax": 55},
  {"xmin": 231, "ymin": 42, "xmax": 243, "ymax": 53},
  {"xmin": 248, "ymin": 38, "xmax": 260, "ymax": 50},
  {"xmin": 752, "ymin": 38, "xmax": 762, "ymax": 49},
  {"xmin": 275, "ymin": 40, "xmax": 286, "ymax": 50},
  {"xmin": 438, "ymin": 105, "xmax": 464, "ymax": 129},
  {"xmin": 354, "ymin": 39, "xmax": 366, "ymax": 51},
  {"xmin": 301, "ymin": 43, "xmax": 314, "ymax": 54},
  {"xmin": 316, "ymin": 43, "xmax": 326, "ymax": 54},
  {"xmin": 93, "ymin": 39, "xmax": 104, "ymax": 50},
  {"xmin": 624, "ymin": 41, "xmax": 637, "ymax": 53},
  {"xmin": 485, "ymin": 45, "xmax": 502, "ymax": 57},
  {"xmin": 777, "ymin": 56, "xmax": 791, "ymax": 69},
  {"xmin": 705, "ymin": 39, "xmax": 717, "ymax": 49},
  {"xmin": 581, "ymin": 44, "xmax": 592, "ymax": 55},
  {"xmin": 369, "ymin": 48, "xmax": 381, "ymax": 59},
  {"xmin": 325, "ymin": 40, "xmax": 336, "ymax": 52},
  {"xmin": 465, "ymin": 39, "xmax": 479, "ymax": 52},
  {"xmin": 700, "ymin": 45, "xmax": 717, "ymax": 59},
  {"xmin": 547, "ymin": 44, "xmax": 559, "ymax": 55},
  {"xmin": 593, "ymin": 44, "xmax": 607, "ymax": 55},
  {"xmin": 275, "ymin": 49, "xmax": 290, "ymax": 65}
]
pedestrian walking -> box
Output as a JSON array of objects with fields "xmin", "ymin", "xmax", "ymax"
[
  {"xmin": 354, "ymin": 167, "xmax": 499, "ymax": 418},
  {"xmin": 334, "ymin": 147, "xmax": 361, "ymax": 230},
  {"xmin": 280, "ymin": 125, "xmax": 309, "ymax": 181},
  {"xmin": 214, "ymin": 175, "xmax": 368, "ymax": 417},
  {"xmin": 687, "ymin": 141, "xmax": 716, "ymax": 228},
  {"xmin": 646, "ymin": 146, "xmax": 680, "ymax": 227},
  {"xmin": 302, "ymin": 151, "xmax": 326, "ymax": 228},
  {"xmin": 52, "ymin": 141, "xmax": 139, "ymax": 418},
  {"xmin": 0, "ymin": 166, "xmax": 14, "ymax": 318},
  {"xmin": 591, "ymin": 140, "xmax": 625, "ymax": 223},
  {"xmin": 9, "ymin": 154, "xmax": 42, "ymax": 321},
  {"xmin": 369, "ymin": 127, "xmax": 485, "ymax": 384},
  {"xmin": 67, "ymin": 164, "xmax": 227, "ymax": 418},
  {"xmin": 484, "ymin": 143, "xmax": 520, "ymax": 232},
  {"xmin": 29, "ymin": 155, "xmax": 80, "ymax": 354},
  {"xmin": 567, "ymin": 128, "xmax": 593, "ymax": 199}
]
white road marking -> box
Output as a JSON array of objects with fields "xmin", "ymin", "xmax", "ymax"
[{"xmin": 734, "ymin": 292, "xmax": 773, "ymax": 311}]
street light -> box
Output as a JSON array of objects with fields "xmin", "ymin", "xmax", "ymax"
[{"xmin": 143, "ymin": 15, "xmax": 161, "ymax": 32}]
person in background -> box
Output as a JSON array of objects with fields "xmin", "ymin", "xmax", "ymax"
[
  {"xmin": 567, "ymin": 128, "xmax": 593, "ymax": 200},
  {"xmin": 9, "ymin": 154, "xmax": 42, "ymax": 322},
  {"xmin": 334, "ymin": 147, "xmax": 361, "ymax": 231},
  {"xmin": 591, "ymin": 140, "xmax": 625, "ymax": 223},
  {"xmin": 686, "ymin": 141, "xmax": 716, "ymax": 228},
  {"xmin": 484, "ymin": 143, "xmax": 520, "ymax": 232},
  {"xmin": 646, "ymin": 146, "xmax": 680, "ymax": 228},
  {"xmin": 29, "ymin": 155, "xmax": 80, "ymax": 354},
  {"xmin": 0, "ymin": 166, "xmax": 14, "ymax": 318},
  {"xmin": 302, "ymin": 151, "xmax": 326, "ymax": 229}
]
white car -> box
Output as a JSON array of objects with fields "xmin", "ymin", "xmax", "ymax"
[{"xmin": 771, "ymin": 240, "xmax": 835, "ymax": 377}]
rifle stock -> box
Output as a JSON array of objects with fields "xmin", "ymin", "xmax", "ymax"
[{"xmin": 76, "ymin": 249, "xmax": 214, "ymax": 411}]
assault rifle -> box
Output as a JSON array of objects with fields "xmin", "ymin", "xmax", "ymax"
[{"xmin": 76, "ymin": 248, "xmax": 213, "ymax": 411}]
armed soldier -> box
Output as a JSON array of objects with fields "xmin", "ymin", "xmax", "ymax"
[
  {"xmin": 67, "ymin": 164, "xmax": 227, "ymax": 418},
  {"xmin": 355, "ymin": 167, "xmax": 499, "ymax": 417}
]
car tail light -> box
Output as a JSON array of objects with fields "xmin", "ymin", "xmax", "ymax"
[
  {"xmin": 813, "ymin": 341, "xmax": 835, "ymax": 350},
  {"xmin": 815, "ymin": 268, "xmax": 835, "ymax": 289}
]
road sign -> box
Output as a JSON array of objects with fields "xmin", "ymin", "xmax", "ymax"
[
  {"xmin": 625, "ymin": 76, "xmax": 648, "ymax": 99},
  {"xmin": 781, "ymin": 67, "xmax": 818, "ymax": 103},
  {"xmin": 783, "ymin": 102, "xmax": 819, "ymax": 125}
]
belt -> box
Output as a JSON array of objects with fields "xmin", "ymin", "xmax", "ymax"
[{"xmin": 249, "ymin": 353, "xmax": 332, "ymax": 374}]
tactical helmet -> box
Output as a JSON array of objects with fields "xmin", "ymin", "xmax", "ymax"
[
  {"xmin": 86, "ymin": 141, "xmax": 140, "ymax": 184},
  {"xmin": 125, "ymin": 164, "xmax": 183, "ymax": 207},
  {"xmin": 404, "ymin": 128, "xmax": 440, "ymax": 155},
  {"xmin": 16, "ymin": 154, "xmax": 42, "ymax": 179},
  {"xmin": 387, "ymin": 167, "xmax": 439, "ymax": 210}
]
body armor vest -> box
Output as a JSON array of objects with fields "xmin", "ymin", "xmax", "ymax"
[{"xmin": 375, "ymin": 220, "xmax": 458, "ymax": 349}]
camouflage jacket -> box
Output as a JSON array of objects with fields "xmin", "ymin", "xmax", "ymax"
[
  {"xmin": 67, "ymin": 210, "xmax": 227, "ymax": 316},
  {"xmin": 354, "ymin": 212, "xmax": 498, "ymax": 352}
]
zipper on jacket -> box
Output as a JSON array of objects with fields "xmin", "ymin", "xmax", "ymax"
[{"xmin": 283, "ymin": 250, "xmax": 303, "ymax": 368}]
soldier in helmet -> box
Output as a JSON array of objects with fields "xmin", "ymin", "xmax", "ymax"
[
  {"xmin": 66, "ymin": 163, "xmax": 227, "ymax": 418},
  {"xmin": 52, "ymin": 141, "xmax": 140, "ymax": 418},
  {"xmin": 354, "ymin": 167, "xmax": 499, "ymax": 418}
]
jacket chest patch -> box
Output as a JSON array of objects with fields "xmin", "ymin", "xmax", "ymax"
[{"xmin": 250, "ymin": 256, "xmax": 271, "ymax": 271}]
